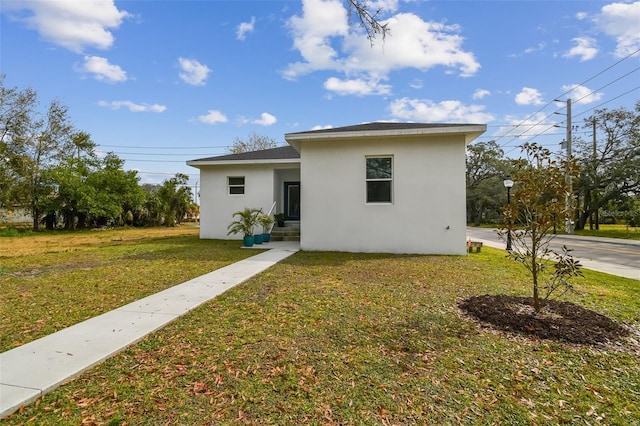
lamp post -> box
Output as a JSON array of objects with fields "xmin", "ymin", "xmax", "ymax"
[
  {"xmin": 552, "ymin": 198, "xmax": 557, "ymax": 234},
  {"xmin": 503, "ymin": 176, "xmax": 514, "ymax": 251}
]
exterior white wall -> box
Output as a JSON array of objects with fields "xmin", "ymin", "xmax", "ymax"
[
  {"xmin": 0, "ymin": 207, "xmax": 32, "ymax": 224},
  {"xmin": 198, "ymin": 163, "xmax": 299, "ymax": 239},
  {"xmin": 299, "ymin": 136, "xmax": 467, "ymax": 254}
]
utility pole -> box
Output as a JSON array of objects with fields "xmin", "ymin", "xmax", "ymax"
[
  {"xmin": 592, "ymin": 118, "xmax": 598, "ymax": 230},
  {"xmin": 565, "ymin": 98, "xmax": 574, "ymax": 234},
  {"xmin": 554, "ymin": 97, "xmax": 575, "ymax": 233}
]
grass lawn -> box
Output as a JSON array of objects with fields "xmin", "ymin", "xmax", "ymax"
[
  {"xmin": 2, "ymin": 233, "xmax": 639, "ymax": 425},
  {"xmin": 572, "ymin": 223, "xmax": 640, "ymax": 240},
  {"xmin": 0, "ymin": 225, "xmax": 261, "ymax": 352},
  {"xmin": 470, "ymin": 223, "xmax": 640, "ymax": 240}
]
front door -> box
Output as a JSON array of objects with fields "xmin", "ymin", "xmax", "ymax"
[{"xmin": 284, "ymin": 182, "xmax": 300, "ymax": 220}]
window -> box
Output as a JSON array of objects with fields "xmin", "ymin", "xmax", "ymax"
[
  {"xmin": 366, "ymin": 156, "xmax": 392, "ymax": 203},
  {"xmin": 228, "ymin": 176, "xmax": 245, "ymax": 195}
]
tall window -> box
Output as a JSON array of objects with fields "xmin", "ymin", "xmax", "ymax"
[
  {"xmin": 228, "ymin": 176, "xmax": 245, "ymax": 195},
  {"xmin": 366, "ymin": 156, "xmax": 392, "ymax": 203}
]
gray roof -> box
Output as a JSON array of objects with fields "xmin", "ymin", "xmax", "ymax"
[
  {"xmin": 189, "ymin": 122, "xmax": 485, "ymax": 164},
  {"xmin": 286, "ymin": 122, "xmax": 482, "ymax": 136},
  {"xmin": 189, "ymin": 145, "xmax": 299, "ymax": 163}
]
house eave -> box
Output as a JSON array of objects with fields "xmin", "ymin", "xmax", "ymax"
[
  {"xmin": 187, "ymin": 158, "xmax": 301, "ymax": 168},
  {"xmin": 285, "ymin": 124, "xmax": 487, "ymax": 150}
]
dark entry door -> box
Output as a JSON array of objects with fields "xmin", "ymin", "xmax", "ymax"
[{"xmin": 284, "ymin": 182, "xmax": 300, "ymax": 220}]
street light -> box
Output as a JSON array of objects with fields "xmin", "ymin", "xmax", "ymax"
[
  {"xmin": 552, "ymin": 198, "xmax": 557, "ymax": 234},
  {"xmin": 503, "ymin": 176, "xmax": 514, "ymax": 251}
]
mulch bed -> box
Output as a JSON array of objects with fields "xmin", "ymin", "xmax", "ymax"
[{"xmin": 458, "ymin": 294, "xmax": 630, "ymax": 345}]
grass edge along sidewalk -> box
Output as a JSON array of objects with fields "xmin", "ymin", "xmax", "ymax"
[{"xmin": 0, "ymin": 244, "xmax": 299, "ymax": 419}]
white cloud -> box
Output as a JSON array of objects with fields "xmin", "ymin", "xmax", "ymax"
[
  {"xmin": 493, "ymin": 112, "xmax": 560, "ymax": 140},
  {"xmin": 524, "ymin": 42, "xmax": 546, "ymax": 54},
  {"xmin": 594, "ymin": 1, "xmax": 640, "ymax": 57},
  {"xmin": 178, "ymin": 57, "xmax": 211, "ymax": 86},
  {"xmin": 324, "ymin": 76, "xmax": 391, "ymax": 96},
  {"xmin": 473, "ymin": 89, "xmax": 490, "ymax": 100},
  {"xmin": 563, "ymin": 37, "xmax": 598, "ymax": 61},
  {"xmin": 2, "ymin": 0, "xmax": 130, "ymax": 52},
  {"xmin": 284, "ymin": 0, "xmax": 350, "ymax": 79},
  {"xmin": 77, "ymin": 56, "xmax": 127, "ymax": 83},
  {"xmin": 515, "ymin": 87, "xmax": 544, "ymax": 106},
  {"xmin": 237, "ymin": 16, "xmax": 256, "ymax": 40},
  {"xmin": 366, "ymin": 0, "xmax": 400, "ymax": 14},
  {"xmin": 347, "ymin": 14, "xmax": 480, "ymax": 77},
  {"xmin": 560, "ymin": 84, "xmax": 604, "ymax": 105},
  {"xmin": 252, "ymin": 112, "xmax": 277, "ymax": 126},
  {"xmin": 197, "ymin": 110, "xmax": 228, "ymax": 124},
  {"xmin": 508, "ymin": 42, "xmax": 546, "ymax": 58},
  {"xmin": 388, "ymin": 98, "xmax": 495, "ymax": 123},
  {"xmin": 283, "ymin": 0, "xmax": 479, "ymax": 91},
  {"xmin": 409, "ymin": 79, "xmax": 423, "ymax": 89},
  {"xmin": 98, "ymin": 100, "xmax": 166, "ymax": 112},
  {"xmin": 311, "ymin": 124, "xmax": 334, "ymax": 130}
]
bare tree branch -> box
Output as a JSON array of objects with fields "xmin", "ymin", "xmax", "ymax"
[{"xmin": 346, "ymin": 0, "xmax": 390, "ymax": 45}]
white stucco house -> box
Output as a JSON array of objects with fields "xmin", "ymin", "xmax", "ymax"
[{"xmin": 187, "ymin": 122, "xmax": 486, "ymax": 255}]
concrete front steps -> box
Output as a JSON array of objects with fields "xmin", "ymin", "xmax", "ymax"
[{"xmin": 270, "ymin": 222, "xmax": 300, "ymax": 241}]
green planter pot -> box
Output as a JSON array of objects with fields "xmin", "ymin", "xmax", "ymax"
[
  {"xmin": 243, "ymin": 236, "xmax": 254, "ymax": 247},
  {"xmin": 262, "ymin": 233, "xmax": 271, "ymax": 242},
  {"xmin": 254, "ymin": 234, "xmax": 263, "ymax": 244}
]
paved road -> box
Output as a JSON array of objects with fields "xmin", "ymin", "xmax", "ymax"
[{"xmin": 466, "ymin": 227, "xmax": 640, "ymax": 280}]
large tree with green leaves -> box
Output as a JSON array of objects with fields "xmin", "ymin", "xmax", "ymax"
[
  {"xmin": 38, "ymin": 132, "xmax": 99, "ymax": 229},
  {"xmin": 39, "ymin": 133, "xmax": 142, "ymax": 230},
  {"xmin": 466, "ymin": 140, "xmax": 511, "ymax": 226},
  {"xmin": 0, "ymin": 75, "xmax": 38, "ymax": 209},
  {"xmin": 0, "ymin": 75, "xmax": 75, "ymax": 230},
  {"xmin": 573, "ymin": 101, "xmax": 640, "ymax": 230},
  {"xmin": 157, "ymin": 173, "xmax": 193, "ymax": 227},
  {"xmin": 85, "ymin": 153, "xmax": 144, "ymax": 228}
]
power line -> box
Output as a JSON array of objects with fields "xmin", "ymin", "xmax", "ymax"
[
  {"xmin": 135, "ymin": 171, "xmax": 198, "ymax": 176},
  {"xmin": 121, "ymin": 158, "xmax": 193, "ymax": 163},
  {"xmin": 109, "ymin": 152, "xmax": 216, "ymax": 157},
  {"xmin": 492, "ymin": 47, "xmax": 640, "ymax": 150},
  {"xmin": 573, "ymin": 86, "xmax": 640, "ymax": 119},
  {"xmin": 98, "ymin": 144, "xmax": 231, "ymax": 150}
]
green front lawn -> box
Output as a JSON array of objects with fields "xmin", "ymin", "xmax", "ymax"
[
  {"xmin": 3, "ymin": 239, "xmax": 639, "ymax": 425},
  {"xmin": 0, "ymin": 227, "xmax": 260, "ymax": 352}
]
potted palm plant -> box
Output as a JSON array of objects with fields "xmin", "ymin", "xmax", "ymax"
[
  {"xmin": 274, "ymin": 212, "xmax": 287, "ymax": 227},
  {"xmin": 227, "ymin": 208, "xmax": 261, "ymax": 247},
  {"xmin": 258, "ymin": 213, "xmax": 274, "ymax": 242}
]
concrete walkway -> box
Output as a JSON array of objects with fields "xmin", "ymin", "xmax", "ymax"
[{"xmin": 0, "ymin": 242, "xmax": 300, "ymax": 419}]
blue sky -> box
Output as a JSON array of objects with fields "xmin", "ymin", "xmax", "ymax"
[{"xmin": 2, "ymin": 0, "xmax": 639, "ymax": 191}]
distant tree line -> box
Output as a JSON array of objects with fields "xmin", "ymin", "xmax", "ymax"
[
  {"xmin": 0, "ymin": 75, "xmax": 195, "ymax": 230},
  {"xmin": 468, "ymin": 100, "xmax": 640, "ymax": 230}
]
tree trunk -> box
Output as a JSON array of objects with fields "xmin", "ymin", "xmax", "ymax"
[
  {"xmin": 531, "ymin": 237, "xmax": 541, "ymax": 312},
  {"xmin": 32, "ymin": 208, "xmax": 39, "ymax": 231},
  {"xmin": 473, "ymin": 200, "xmax": 484, "ymax": 226}
]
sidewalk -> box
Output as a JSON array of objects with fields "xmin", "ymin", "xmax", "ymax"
[{"xmin": 0, "ymin": 242, "xmax": 300, "ymax": 419}]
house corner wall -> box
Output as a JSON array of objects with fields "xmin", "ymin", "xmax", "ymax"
[{"xmin": 299, "ymin": 136, "xmax": 467, "ymax": 255}]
